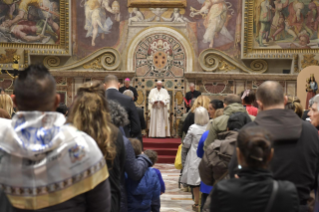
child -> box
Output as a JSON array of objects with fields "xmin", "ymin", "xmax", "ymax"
[
  {"xmin": 144, "ymin": 150, "xmax": 166, "ymax": 212},
  {"xmin": 126, "ymin": 139, "xmax": 161, "ymax": 212}
]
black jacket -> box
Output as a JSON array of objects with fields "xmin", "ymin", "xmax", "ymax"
[
  {"xmin": 182, "ymin": 112, "xmax": 194, "ymax": 134},
  {"xmin": 14, "ymin": 179, "xmax": 111, "ymax": 212},
  {"xmin": 136, "ymin": 107, "xmax": 146, "ymax": 130},
  {"xmin": 229, "ymin": 109, "xmax": 319, "ymax": 205},
  {"xmin": 1, "ymin": 189, "xmax": 12, "ymax": 212},
  {"xmin": 211, "ymin": 168, "xmax": 299, "ymax": 212},
  {"xmin": 119, "ymin": 86, "xmax": 138, "ymax": 102},
  {"xmin": 185, "ymin": 90, "xmax": 201, "ymax": 111},
  {"xmin": 105, "ymin": 89, "xmax": 141, "ymax": 138}
]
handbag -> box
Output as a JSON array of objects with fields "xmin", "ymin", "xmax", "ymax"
[{"xmin": 174, "ymin": 144, "xmax": 183, "ymax": 170}]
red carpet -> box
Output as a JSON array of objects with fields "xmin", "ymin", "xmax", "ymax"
[{"xmin": 144, "ymin": 138, "xmax": 180, "ymax": 164}]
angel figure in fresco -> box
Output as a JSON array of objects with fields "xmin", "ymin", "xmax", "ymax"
[
  {"xmin": 162, "ymin": 8, "xmax": 191, "ymax": 23},
  {"xmin": 190, "ymin": 0, "xmax": 234, "ymax": 48},
  {"xmin": 306, "ymin": 74, "xmax": 318, "ymax": 109},
  {"xmin": 83, "ymin": 0, "xmax": 116, "ymax": 46},
  {"xmin": 270, "ymin": 0, "xmax": 289, "ymax": 41},
  {"xmin": 128, "ymin": 8, "xmax": 144, "ymax": 25}
]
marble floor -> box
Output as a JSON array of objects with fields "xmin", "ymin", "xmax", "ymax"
[{"xmin": 154, "ymin": 164, "xmax": 194, "ymax": 212}]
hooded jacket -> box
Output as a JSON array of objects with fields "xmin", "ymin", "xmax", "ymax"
[
  {"xmin": 126, "ymin": 168, "xmax": 161, "ymax": 212},
  {"xmin": 229, "ymin": 109, "xmax": 319, "ymax": 205},
  {"xmin": 204, "ymin": 103, "xmax": 255, "ymax": 150}
]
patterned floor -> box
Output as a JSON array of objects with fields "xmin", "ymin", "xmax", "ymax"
[{"xmin": 154, "ymin": 164, "xmax": 194, "ymax": 212}]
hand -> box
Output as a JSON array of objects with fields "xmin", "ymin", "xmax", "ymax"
[{"xmin": 235, "ymin": 174, "xmax": 240, "ymax": 179}]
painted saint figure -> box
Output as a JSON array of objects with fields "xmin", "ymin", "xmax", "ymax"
[
  {"xmin": 306, "ymin": 0, "xmax": 319, "ymax": 39},
  {"xmin": 83, "ymin": 0, "xmax": 115, "ymax": 46},
  {"xmin": 270, "ymin": 0, "xmax": 289, "ymax": 41},
  {"xmin": 256, "ymin": 0, "xmax": 272, "ymax": 47},
  {"xmin": 306, "ymin": 74, "xmax": 318, "ymax": 109},
  {"xmin": 148, "ymin": 81, "xmax": 171, "ymax": 138}
]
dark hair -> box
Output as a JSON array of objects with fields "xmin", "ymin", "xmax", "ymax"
[
  {"xmin": 0, "ymin": 87, "xmax": 3, "ymax": 93},
  {"xmin": 240, "ymin": 90, "xmax": 256, "ymax": 105},
  {"xmin": 14, "ymin": 64, "xmax": 56, "ymax": 111},
  {"xmin": 129, "ymin": 138, "xmax": 142, "ymax": 157},
  {"xmin": 227, "ymin": 112, "xmax": 252, "ymax": 131},
  {"xmin": 224, "ymin": 94, "xmax": 241, "ymax": 105},
  {"xmin": 56, "ymin": 103, "xmax": 68, "ymax": 116},
  {"xmin": 237, "ymin": 126, "xmax": 273, "ymax": 168},
  {"xmin": 144, "ymin": 149, "xmax": 158, "ymax": 164},
  {"xmin": 256, "ymin": 81, "xmax": 284, "ymax": 108},
  {"xmin": 104, "ymin": 74, "xmax": 118, "ymax": 84},
  {"xmin": 210, "ymin": 99, "xmax": 224, "ymax": 110},
  {"xmin": 285, "ymin": 96, "xmax": 303, "ymax": 118}
]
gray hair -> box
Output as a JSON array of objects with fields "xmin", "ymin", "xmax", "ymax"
[
  {"xmin": 123, "ymin": 90, "xmax": 134, "ymax": 99},
  {"xmin": 189, "ymin": 83, "xmax": 195, "ymax": 87},
  {"xmin": 312, "ymin": 95, "xmax": 319, "ymax": 111},
  {"xmin": 194, "ymin": 106, "xmax": 209, "ymax": 126},
  {"xmin": 309, "ymin": 97, "xmax": 315, "ymax": 108},
  {"xmin": 107, "ymin": 100, "xmax": 129, "ymax": 127}
]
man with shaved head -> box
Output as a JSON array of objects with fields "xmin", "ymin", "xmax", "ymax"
[
  {"xmin": 185, "ymin": 83, "xmax": 201, "ymax": 112},
  {"xmin": 229, "ymin": 81, "xmax": 319, "ymax": 212},
  {"xmin": 148, "ymin": 80, "xmax": 171, "ymax": 137}
]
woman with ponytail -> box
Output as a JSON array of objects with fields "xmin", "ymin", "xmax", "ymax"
[{"xmin": 210, "ymin": 126, "xmax": 299, "ymax": 212}]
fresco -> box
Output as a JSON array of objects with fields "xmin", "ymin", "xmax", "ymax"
[
  {"xmin": 0, "ymin": 0, "xmax": 60, "ymax": 44},
  {"xmin": 73, "ymin": 0, "xmax": 242, "ymax": 59},
  {"xmin": 253, "ymin": 0, "xmax": 319, "ymax": 49}
]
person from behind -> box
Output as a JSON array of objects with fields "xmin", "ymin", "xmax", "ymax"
[
  {"xmin": 0, "ymin": 64, "xmax": 111, "ymax": 212},
  {"xmin": 229, "ymin": 81, "xmax": 319, "ymax": 212},
  {"xmin": 285, "ymin": 96, "xmax": 303, "ymax": 118},
  {"xmin": 181, "ymin": 106, "xmax": 209, "ymax": 211},
  {"xmin": 126, "ymin": 139, "xmax": 161, "ymax": 212},
  {"xmin": 198, "ymin": 111, "xmax": 252, "ymax": 211},
  {"xmin": 211, "ymin": 126, "xmax": 299, "ymax": 212},
  {"xmin": 0, "ymin": 93, "xmax": 14, "ymax": 118},
  {"xmin": 56, "ymin": 102, "xmax": 69, "ymax": 116},
  {"xmin": 119, "ymin": 78, "xmax": 138, "ymax": 101},
  {"xmin": 144, "ymin": 149, "xmax": 165, "ymax": 212},
  {"xmin": 241, "ymin": 89, "xmax": 258, "ymax": 116}
]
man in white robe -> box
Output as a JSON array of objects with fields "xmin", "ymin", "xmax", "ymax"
[{"xmin": 148, "ymin": 81, "xmax": 171, "ymax": 138}]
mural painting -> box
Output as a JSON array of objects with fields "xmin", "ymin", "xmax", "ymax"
[
  {"xmin": 254, "ymin": 0, "xmax": 319, "ymax": 49},
  {"xmin": 0, "ymin": 0, "xmax": 60, "ymax": 44}
]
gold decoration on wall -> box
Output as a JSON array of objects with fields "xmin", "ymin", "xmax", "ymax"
[
  {"xmin": 128, "ymin": 0, "xmax": 186, "ymax": 8},
  {"xmin": 199, "ymin": 49, "xmax": 268, "ymax": 73},
  {"xmin": 136, "ymin": 90, "xmax": 144, "ymax": 105},
  {"xmin": 301, "ymin": 54, "xmax": 319, "ymax": 69},
  {"xmin": 43, "ymin": 56, "xmax": 61, "ymax": 67},
  {"xmin": 175, "ymin": 91, "xmax": 183, "ymax": 105},
  {"xmin": 0, "ymin": 49, "xmax": 17, "ymax": 63},
  {"xmin": 294, "ymin": 55, "xmax": 299, "ymax": 73},
  {"xmin": 44, "ymin": 48, "xmax": 121, "ymax": 71}
]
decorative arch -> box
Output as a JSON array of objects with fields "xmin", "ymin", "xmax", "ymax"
[{"xmin": 126, "ymin": 26, "xmax": 194, "ymax": 75}]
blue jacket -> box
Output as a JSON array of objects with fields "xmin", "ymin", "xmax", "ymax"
[
  {"xmin": 126, "ymin": 168, "xmax": 161, "ymax": 212},
  {"xmin": 197, "ymin": 130, "xmax": 213, "ymax": 194}
]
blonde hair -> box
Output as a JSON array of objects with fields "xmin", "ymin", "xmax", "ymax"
[
  {"xmin": 194, "ymin": 106, "xmax": 209, "ymax": 126},
  {"xmin": 0, "ymin": 94, "xmax": 13, "ymax": 118},
  {"xmin": 67, "ymin": 81, "xmax": 116, "ymax": 164},
  {"xmin": 286, "ymin": 96, "xmax": 303, "ymax": 118},
  {"xmin": 190, "ymin": 95, "xmax": 210, "ymax": 113}
]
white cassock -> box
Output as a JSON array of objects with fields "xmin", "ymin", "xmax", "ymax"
[{"xmin": 148, "ymin": 88, "xmax": 171, "ymax": 137}]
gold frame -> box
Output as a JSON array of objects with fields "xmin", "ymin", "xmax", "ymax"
[
  {"xmin": 127, "ymin": 0, "xmax": 187, "ymax": 8},
  {"xmin": 0, "ymin": 0, "xmax": 70, "ymax": 55},
  {"xmin": 242, "ymin": 0, "xmax": 319, "ymax": 59}
]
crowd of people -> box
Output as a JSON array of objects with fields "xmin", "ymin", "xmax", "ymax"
[{"xmin": 1, "ymin": 64, "xmax": 319, "ymax": 212}]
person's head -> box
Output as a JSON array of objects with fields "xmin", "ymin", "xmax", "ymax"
[
  {"xmin": 124, "ymin": 78, "xmax": 130, "ymax": 88},
  {"xmin": 309, "ymin": 97, "xmax": 315, "ymax": 109},
  {"xmin": 123, "ymin": 89, "xmax": 134, "ymax": 100},
  {"xmin": 208, "ymin": 99, "xmax": 224, "ymax": 118},
  {"xmin": 241, "ymin": 89, "xmax": 256, "ymax": 105},
  {"xmin": 189, "ymin": 83, "xmax": 195, "ymax": 92},
  {"xmin": 13, "ymin": 64, "xmax": 60, "ymax": 112},
  {"xmin": 308, "ymin": 94, "xmax": 319, "ymax": 127},
  {"xmin": 227, "ymin": 112, "xmax": 252, "ymax": 131},
  {"xmin": 0, "ymin": 94, "xmax": 13, "ymax": 118},
  {"xmin": 67, "ymin": 81, "xmax": 116, "ymax": 163},
  {"xmin": 256, "ymin": 81, "xmax": 286, "ymax": 111},
  {"xmin": 104, "ymin": 74, "xmax": 119, "ymax": 90},
  {"xmin": 56, "ymin": 103, "xmax": 68, "ymax": 116},
  {"xmin": 194, "ymin": 106, "xmax": 209, "ymax": 126},
  {"xmin": 144, "ymin": 149, "xmax": 158, "ymax": 165},
  {"xmin": 28, "ymin": 5, "xmax": 40, "ymax": 21},
  {"xmin": 237, "ymin": 126, "xmax": 274, "ymax": 169},
  {"xmin": 190, "ymin": 98, "xmax": 196, "ymax": 108},
  {"xmin": 128, "ymin": 138, "xmax": 142, "ymax": 157},
  {"xmin": 0, "ymin": 87, "xmax": 4, "ymax": 94},
  {"xmin": 224, "ymin": 94, "xmax": 242, "ymax": 107},
  {"xmin": 156, "ymin": 81, "xmax": 163, "ymax": 90},
  {"xmin": 190, "ymin": 95, "xmax": 210, "ymax": 113},
  {"xmin": 299, "ymin": 34, "xmax": 310, "ymax": 46},
  {"xmin": 214, "ymin": 108, "xmax": 224, "ymax": 118},
  {"xmin": 310, "ymin": 74, "xmax": 315, "ymax": 82},
  {"xmin": 0, "ymin": 24, "xmax": 10, "ymax": 34},
  {"xmin": 285, "ymin": 96, "xmax": 303, "ymax": 118},
  {"xmin": 107, "ymin": 100, "xmax": 129, "ymax": 127}
]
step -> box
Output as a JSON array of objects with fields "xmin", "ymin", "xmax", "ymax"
[
  {"xmin": 144, "ymin": 147, "xmax": 177, "ymax": 156},
  {"xmin": 143, "ymin": 141, "xmax": 180, "ymax": 149},
  {"xmin": 157, "ymin": 155, "xmax": 176, "ymax": 164}
]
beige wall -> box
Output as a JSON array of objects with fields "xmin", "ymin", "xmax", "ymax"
[{"xmin": 297, "ymin": 66, "xmax": 319, "ymax": 109}]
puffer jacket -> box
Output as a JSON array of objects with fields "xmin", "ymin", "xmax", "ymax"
[
  {"xmin": 199, "ymin": 131, "xmax": 238, "ymax": 186},
  {"xmin": 204, "ymin": 103, "xmax": 255, "ymax": 150},
  {"xmin": 126, "ymin": 168, "xmax": 161, "ymax": 212}
]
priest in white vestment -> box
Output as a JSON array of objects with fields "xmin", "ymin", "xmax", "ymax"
[{"xmin": 148, "ymin": 81, "xmax": 171, "ymax": 137}]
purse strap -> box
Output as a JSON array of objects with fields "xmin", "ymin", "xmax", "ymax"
[{"xmin": 264, "ymin": 181, "xmax": 279, "ymax": 212}]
